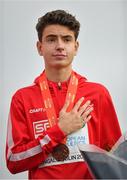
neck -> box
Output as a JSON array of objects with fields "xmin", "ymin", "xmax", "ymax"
[{"xmin": 45, "ymin": 66, "xmax": 72, "ymax": 82}]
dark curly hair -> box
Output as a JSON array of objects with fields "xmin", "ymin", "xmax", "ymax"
[{"xmin": 36, "ymin": 10, "xmax": 80, "ymax": 42}]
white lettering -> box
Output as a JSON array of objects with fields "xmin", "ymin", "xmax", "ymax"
[
  {"xmin": 29, "ymin": 108, "xmax": 46, "ymax": 113},
  {"xmin": 36, "ymin": 124, "xmax": 44, "ymax": 133},
  {"xmin": 33, "ymin": 120, "xmax": 50, "ymax": 138}
]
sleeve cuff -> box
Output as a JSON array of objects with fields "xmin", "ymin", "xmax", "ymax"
[{"xmin": 46, "ymin": 123, "xmax": 66, "ymax": 143}]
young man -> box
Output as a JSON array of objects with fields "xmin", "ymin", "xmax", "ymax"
[{"xmin": 6, "ymin": 10, "xmax": 121, "ymax": 179}]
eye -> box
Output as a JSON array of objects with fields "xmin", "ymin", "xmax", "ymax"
[
  {"xmin": 47, "ymin": 38, "xmax": 55, "ymax": 42},
  {"xmin": 46, "ymin": 36, "xmax": 56, "ymax": 43},
  {"xmin": 64, "ymin": 37, "xmax": 72, "ymax": 43},
  {"xmin": 65, "ymin": 39, "xmax": 70, "ymax": 42}
]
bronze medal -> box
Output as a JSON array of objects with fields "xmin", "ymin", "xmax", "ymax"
[{"xmin": 52, "ymin": 143, "xmax": 69, "ymax": 161}]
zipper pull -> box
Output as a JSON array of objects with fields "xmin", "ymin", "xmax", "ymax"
[{"xmin": 58, "ymin": 82, "xmax": 62, "ymax": 90}]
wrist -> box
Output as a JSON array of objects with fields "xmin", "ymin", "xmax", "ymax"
[{"xmin": 58, "ymin": 122, "xmax": 69, "ymax": 136}]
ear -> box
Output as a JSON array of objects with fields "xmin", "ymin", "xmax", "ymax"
[
  {"xmin": 74, "ymin": 41, "xmax": 79, "ymax": 56},
  {"xmin": 36, "ymin": 41, "xmax": 43, "ymax": 56}
]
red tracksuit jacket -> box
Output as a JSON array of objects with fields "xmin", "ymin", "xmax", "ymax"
[{"xmin": 6, "ymin": 71, "xmax": 121, "ymax": 179}]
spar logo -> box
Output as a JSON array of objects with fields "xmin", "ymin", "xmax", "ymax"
[{"xmin": 33, "ymin": 120, "xmax": 50, "ymax": 138}]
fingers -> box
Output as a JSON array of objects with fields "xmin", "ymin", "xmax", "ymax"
[
  {"xmin": 82, "ymin": 106, "xmax": 93, "ymax": 124},
  {"xmin": 78, "ymin": 100, "xmax": 91, "ymax": 116},
  {"xmin": 82, "ymin": 105, "xmax": 93, "ymax": 117},
  {"xmin": 72, "ymin": 97, "xmax": 85, "ymax": 112},
  {"xmin": 61, "ymin": 99, "xmax": 70, "ymax": 112},
  {"xmin": 84, "ymin": 114, "xmax": 92, "ymax": 123},
  {"xmin": 61, "ymin": 97, "xmax": 93, "ymax": 123},
  {"xmin": 59, "ymin": 97, "xmax": 94, "ymax": 135},
  {"xmin": 62, "ymin": 97, "xmax": 85, "ymax": 113}
]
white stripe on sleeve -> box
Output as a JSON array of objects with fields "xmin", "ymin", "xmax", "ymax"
[{"xmin": 39, "ymin": 134, "xmax": 51, "ymax": 147}]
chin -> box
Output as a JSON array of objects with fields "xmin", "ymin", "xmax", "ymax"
[{"xmin": 51, "ymin": 63, "xmax": 71, "ymax": 69}]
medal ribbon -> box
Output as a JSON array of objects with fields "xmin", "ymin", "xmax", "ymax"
[{"xmin": 39, "ymin": 70, "xmax": 78, "ymax": 143}]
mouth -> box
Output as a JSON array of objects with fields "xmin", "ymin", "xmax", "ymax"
[{"xmin": 52, "ymin": 54, "xmax": 67, "ymax": 60}]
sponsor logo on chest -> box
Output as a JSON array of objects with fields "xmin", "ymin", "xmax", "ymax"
[
  {"xmin": 29, "ymin": 107, "xmax": 46, "ymax": 114},
  {"xmin": 33, "ymin": 120, "xmax": 50, "ymax": 138}
]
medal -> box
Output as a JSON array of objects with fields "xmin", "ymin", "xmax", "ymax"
[
  {"xmin": 52, "ymin": 143, "xmax": 69, "ymax": 161},
  {"xmin": 39, "ymin": 70, "xmax": 78, "ymax": 161}
]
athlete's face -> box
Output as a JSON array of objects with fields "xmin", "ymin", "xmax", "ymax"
[{"xmin": 37, "ymin": 24, "xmax": 79, "ymax": 69}]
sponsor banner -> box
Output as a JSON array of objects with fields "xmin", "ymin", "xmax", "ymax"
[{"xmin": 39, "ymin": 152, "xmax": 84, "ymax": 168}]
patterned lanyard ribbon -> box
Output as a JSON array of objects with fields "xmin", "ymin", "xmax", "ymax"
[
  {"xmin": 39, "ymin": 70, "xmax": 78, "ymax": 126},
  {"xmin": 39, "ymin": 70, "xmax": 78, "ymax": 161}
]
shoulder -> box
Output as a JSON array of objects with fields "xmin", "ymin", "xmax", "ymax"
[
  {"xmin": 86, "ymin": 80, "xmax": 109, "ymax": 92},
  {"xmin": 75, "ymin": 73, "xmax": 108, "ymax": 93},
  {"xmin": 75, "ymin": 71, "xmax": 110, "ymax": 96},
  {"xmin": 12, "ymin": 83, "xmax": 39, "ymax": 100},
  {"xmin": 78, "ymin": 76, "xmax": 109, "ymax": 94},
  {"xmin": 86, "ymin": 80, "xmax": 111, "ymax": 97},
  {"xmin": 85, "ymin": 82, "xmax": 113, "ymax": 106}
]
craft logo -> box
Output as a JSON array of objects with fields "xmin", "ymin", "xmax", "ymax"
[
  {"xmin": 33, "ymin": 120, "xmax": 50, "ymax": 138},
  {"xmin": 29, "ymin": 107, "xmax": 46, "ymax": 113}
]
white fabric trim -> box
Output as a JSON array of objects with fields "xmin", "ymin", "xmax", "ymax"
[
  {"xmin": 7, "ymin": 112, "xmax": 42, "ymax": 162},
  {"xmin": 9, "ymin": 145, "xmax": 42, "ymax": 161},
  {"xmin": 7, "ymin": 112, "xmax": 14, "ymax": 159},
  {"xmin": 40, "ymin": 134, "xmax": 51, "ymax": 147}
]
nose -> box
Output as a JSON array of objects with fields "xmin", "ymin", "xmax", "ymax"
[{"xmin": 55, "ymin": 38, "xmax": 65, "ymax": 51}]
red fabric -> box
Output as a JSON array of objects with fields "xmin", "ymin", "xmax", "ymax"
[{"xmin": 6, "ymin": 71, "xmax": 121, "ymax": 179}]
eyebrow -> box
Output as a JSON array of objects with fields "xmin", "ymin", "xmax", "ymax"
[{"xmin": 45, "ymin": 34, "xmax": 73, "ymax": 39}]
